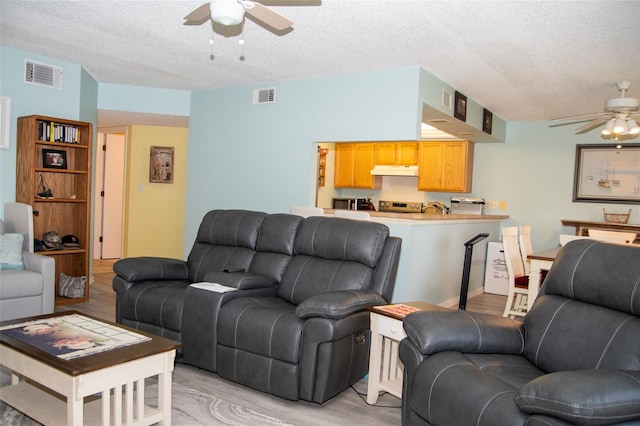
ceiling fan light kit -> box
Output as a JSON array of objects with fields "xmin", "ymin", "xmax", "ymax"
[
  {"xmin": 210, "ymin": 0, "xmax": 245, "ymax": 26},
  {"xmin": 185, "ymin": 0, "xmax": 295, "ymax": 32}
]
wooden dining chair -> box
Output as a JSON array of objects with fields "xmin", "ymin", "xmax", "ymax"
[
  {"xmin": 502, "ymin": 226, "xmax": 529, "ymax": 318},
  {"xmin": 518, "ymin": 225, "xmax": 533, "ymax": 275},
  {"xmin": 587, "ymin": 229, "xmax": 636, "ymax": 244}
]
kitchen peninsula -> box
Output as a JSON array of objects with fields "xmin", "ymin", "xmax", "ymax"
[{"xmin": 325, "ymin": 210, "xmax": 509, "ymax": 306}]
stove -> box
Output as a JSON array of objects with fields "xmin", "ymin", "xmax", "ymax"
[{"xmin": 378, "ymin": 200, "xmax": 423, "ymax": 214}]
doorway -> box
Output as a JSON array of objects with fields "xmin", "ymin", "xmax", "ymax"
[{"xmin": 93, "ymin": 129, "xmax": 126, "ymax": 260}]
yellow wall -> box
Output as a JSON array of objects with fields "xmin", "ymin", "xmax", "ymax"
[{"xmin": 123, "ymin": 125, "xmax": 188, "ymax": 258}]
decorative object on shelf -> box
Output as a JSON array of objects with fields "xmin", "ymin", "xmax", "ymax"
[
  {"xmin": 317, "ymin": 146, "xmax": 328, "ymax": 187},
  {"xmin": 603, "ymin": 208, "xmax": 631, "ymax": 224},
  {"xmin": 149, "ymin": 146, "xmax": 174, "ymax": 183},
  {"xmin": 41, "ymin": 149, "xmax": 67, "ymax": 169},
  {"xmin": 483, "ymin": 108, "xmax": 493, "ymax": 134},
  {"xmin": 0, "ymin": 96, "xmax": 10, "ymax": 149},
  {"xmin": 454, "ymin": 91, "xmax": 467, "ymax": 122},
  {"xmin": 573, "ymin": 143, "xmax": 640, "ymax": 204},
  {"xmin": 36, "ymin": 174, "xmax": 53, "ymax": 198}
]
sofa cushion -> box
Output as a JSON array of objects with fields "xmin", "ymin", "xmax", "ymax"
[
  {"xmin": 0, "ymin": 233, "xmax": 24, "ymax": 270},
  {"xmin": 277, "ymin": 255, "xmax": 374, "ymax": 305},
  {"xmin": 118, "ymin": 280, "xmax": 189, "ymax": 333},
  {"xmin": 515, "ymin": 369, "xmax": 640, "ymax": 426},
  {"xmin": 0, "ymin": 269, "xmax": 44, "ymax": 298},
  {"xmin": 293, "ymin": 216, "xmax": 389, "ymax": 268},
  {"xmin": 217, "ymin": 296, "xmax": 302, "ymax": 364},
  {"xmin": 408, "ymin": 351, "xmax": 541, "ymax": 425}
]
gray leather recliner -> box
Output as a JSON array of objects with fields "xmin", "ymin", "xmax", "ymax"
[
  {"xmin": 113, "ymin": 209, "xmax": 401, "ymax": 403},
  {"xmin": 399, "ymin": 239, "xmax": 640, "ymax": 426}
]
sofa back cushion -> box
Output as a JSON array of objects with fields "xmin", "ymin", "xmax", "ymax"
[
  {"xmin": 524, "ymin": 240, "xmax": 640, "ymax": 372},
  {"xmin": 187, "ymin": 210, "xmax": 266, "ymax": 282},
  {"xmin": 277, "ymin": 217, "xmax": 389, "ymax": 304}
]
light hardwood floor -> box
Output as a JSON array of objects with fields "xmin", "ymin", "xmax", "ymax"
[{"xmin": 53, "ymin": 260, "xmax": 507, "ymax": 425}]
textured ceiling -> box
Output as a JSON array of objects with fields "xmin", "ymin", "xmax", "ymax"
[{"xmin": 1, "ymin": 0, "xmax": 639, "ymax": 125}]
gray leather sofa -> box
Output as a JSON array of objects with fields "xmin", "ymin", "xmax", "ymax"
[
  {"xmin": 113, "ymin": 209, "xmax": 401, "ymax": 403},
  {"xmin": 399, "ymin": 239, "xmax": 640, "ymax": 426}
]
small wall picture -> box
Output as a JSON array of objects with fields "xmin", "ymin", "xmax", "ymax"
[
  {"xmin": 483, "ymin": 108, "xmax": 493, "ymax": 134},
  {"xmin": 149, "ymin": 146, "xmax": 174, "ymax": 183},
  {"xmin": 454, "ymin": 91, "xmax": 467, "ymax": 122},
  {"xmin": 42, "ymin": 149, "xmax": 67, "ymax": 169}
]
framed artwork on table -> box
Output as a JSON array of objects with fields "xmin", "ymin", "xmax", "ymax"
[
  {"xmin": 42, "ymin": 149, "xmax": 67, "ymax": 169},
  {"xmin": 149, "ymin": 146, "xmax": 174, "ymax": 183},
  {"xmin": 454, "ymin": 91, "xmax": 467, "ymax": 122},
  {"xmin": 573, "ymin": 143, "xmax": 640, "ymax": 204}
]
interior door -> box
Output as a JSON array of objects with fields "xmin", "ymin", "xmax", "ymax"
[{"xmin": 99, "ymin": 132, "xmax": 125, "ymax": 259}]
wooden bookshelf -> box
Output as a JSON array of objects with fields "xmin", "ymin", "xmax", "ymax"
[{"xmin": 16, "ymin": 115, "xmax": 92, "ymax": 306}]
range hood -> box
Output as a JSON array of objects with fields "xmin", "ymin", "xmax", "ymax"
[{"xmin": 370, "ymin": 165, "xmax": 419, "ymax": 176}]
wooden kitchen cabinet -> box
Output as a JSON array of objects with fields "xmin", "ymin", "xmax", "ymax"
[
  {"xmin": 374, "ymin": 142, "xmax": 418, "ymax": 165},
  {"xmin": 417, "ymin": 141, "xmax": 474, "ymax": 192},
  {"xmin": 334, "ymin": 143, "xmax": 381, "ymax": 189}
]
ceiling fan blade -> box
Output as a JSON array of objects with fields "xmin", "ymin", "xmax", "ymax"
[
  {"xmin": 574, "ymin": 117, "xmax": 611, "ymax": 134},
  {"xmin": 184, "ymin": 2, "xmax": 211, "ymax": 25},
  {"xmin": 245, "ymin": 2, "xmax": 293, "ymax": 30},
  {"xmin": 550, "ymin": 112, "xmax": 606, "ymax": 122}
]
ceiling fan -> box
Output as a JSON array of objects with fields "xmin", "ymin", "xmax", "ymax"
[
  {"xmin": 184, "ymin": 0, "xmax": 295, "ymax": 32},
  {"xmin": 551, "ymin": 81, "xmax": 640, "ymax": 139}
]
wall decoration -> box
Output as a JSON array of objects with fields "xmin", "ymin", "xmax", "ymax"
[
  {"xmin": 483, "ymin": 108, "xmax": 493, "ymax": 134},
  {"xmin": 149, "ymin": 146, "xmax": 174, "ymax": 183},
  {"xmin": 454, "ymin": 91, "xmax": 467, "ymax": 122},
  {"xmin": 0, "ymin": 96, "xmax": 10, "ymax": 149},
  {"xmin": 573, "ymin": 143, "xmax": 640, "ymax": 204},
  {"xmin": 42, "ymin": 149, "xmax": 67, "ymax": 169}
]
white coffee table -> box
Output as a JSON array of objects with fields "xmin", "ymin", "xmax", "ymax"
[{"xmin": 0, "ymin": 311, "xmax": 181, "ymax": 425}]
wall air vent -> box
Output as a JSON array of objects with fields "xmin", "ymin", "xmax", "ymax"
[
  {"xmin": 253, "ymin": 87, "xmax": 276, "ymax": 104},
  {"xmin": 25, "ymin": 60, "xmax": 62, "ymax": 89}
]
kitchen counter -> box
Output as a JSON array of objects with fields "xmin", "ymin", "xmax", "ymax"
[
  {"xmin": 324, "ymin": 209, "xmax": 508, "ymax": 221},
  {"xmin": 324, "ymin": 209, "xmax": 508, "ymax": 306}
]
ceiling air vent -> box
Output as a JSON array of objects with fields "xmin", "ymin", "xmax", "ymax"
[
  {"xmin": 253, "ymin": 87, "xmax": 276, "ymax": 104},
  {"xmin": 25, "ymin": 60, "xmax": 62, "ymax": 89}
]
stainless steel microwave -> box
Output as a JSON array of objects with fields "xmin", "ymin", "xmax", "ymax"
[{"xmin": 332, "ymin": 197, "xmax": 367, "ymax": 211}]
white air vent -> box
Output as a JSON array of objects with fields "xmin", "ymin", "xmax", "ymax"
[
  {"xmin": 253, "ymin": 87, "xmax": 276, "ymax": 104},
  {"xmin": 25, "ymin": 60, "xmax": 62, "ymax": 89}
]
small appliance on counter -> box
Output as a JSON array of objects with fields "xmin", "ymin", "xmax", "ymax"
[
  {"xmin": 378, "ymin": 200, "xmax": 423, "ymax": 214},
  {"xmin": 424, "ymin": 202, "xmax": 448, "ymax": 215},
  {"xmin": 450, "ymin": 197, "xmax": 485, "ymax": 215},
  {"xmin": 332, "ymin": 197, "xmax": 374, "ymax": 211}
]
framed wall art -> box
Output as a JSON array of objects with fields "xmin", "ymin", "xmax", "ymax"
[
  {"xmin": 149, "ymin": 146, "xmax": 174, "ymax": 183},
  {"xmin": 454, "ymin": 91, "xmax": 467, "ymax": 122},
  {"xmin": 573, "ymin": 143, "xmax": 640, "ymax": 204},
  {"xmin": 42, "ymin": 149, "xmax": 67, "ymax": 169},
  {"xmin": 483, "ymin": 108, "xmax": 493, "ymax": 134}
]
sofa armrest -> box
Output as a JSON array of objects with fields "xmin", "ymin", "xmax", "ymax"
[
  {"xmin": 403, "ymin": 310, "xmax": 525, "ymax": 355},
  {"xmin": 203, "ymin": 271, "xmax": 277, "ymax": 290},
  {"xmin": 22, "ymin": 251, "xmax": 55, "ymax": 314},
  {"xmin": 295, "ymin": 289, "xmax": 386, "ymax": 320},
  {"xmin": 516, "ymin": 370, "xmax": 640, "ymax": 425},
  {"xmin": 113, "ymin": 257, "xmax": 188, "ymax": 282}
]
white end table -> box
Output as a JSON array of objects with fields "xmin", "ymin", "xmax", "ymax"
[{"xmin": 366, "ymin": 302, "xmax": 447, "ymax": 404}]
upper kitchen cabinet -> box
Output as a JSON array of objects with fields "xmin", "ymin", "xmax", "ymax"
[
  {"xmin": 334, "ymin": 143, "xmax": 381, "ymax": 189},
  {"xmin": 417, "ymin": 141, "xmax": 474, "ymax": 192},
  {"xmin": 374, "ymin": 142, "xmax": 418, "ymax": 165}
]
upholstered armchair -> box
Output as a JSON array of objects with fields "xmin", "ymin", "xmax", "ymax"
[
  {"xmin": 399, "ymin": 239, "xmax": 640, "ymax": 426},
  {"xmin": 0, "ymin": 203, "xmax": 55, "ymax": 321}
]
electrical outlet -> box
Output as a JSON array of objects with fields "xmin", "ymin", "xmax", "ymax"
[{"xmin": 499, "ymin": 200, "xmax": 506, "ymax": 210}]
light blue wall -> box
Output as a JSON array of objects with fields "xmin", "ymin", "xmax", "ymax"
[
  {"xmin": 184, "ymin": 67, "xmax": 422, "ymax": 251},
  {"xmin": 473, "ymin": 121, "xmax": 639, "ymax": 251},
  {"xmin": 98, "ymin": 83, "xmax": 190, "ymax": 116},
  {"xmin": 0, "ymin": 46, "xmax": 86, "ymax": 206}
]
